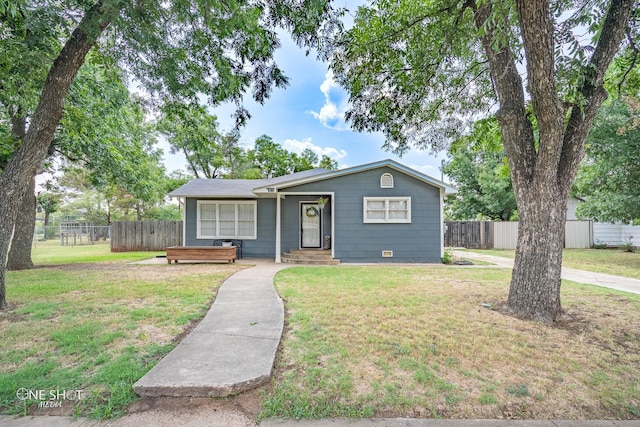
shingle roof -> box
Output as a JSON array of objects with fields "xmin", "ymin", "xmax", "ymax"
[
  {"xmin": 168, "ymin": 179, "xmax": 261, "ymax": 198},
  {"xmin": 168, "ymin": 168, "xmax": 330, "ymax": 198}
]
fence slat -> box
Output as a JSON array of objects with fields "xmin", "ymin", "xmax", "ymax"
[{"xmin": 110, "ymin": 221, "xmax": 183, "ymax": 252}]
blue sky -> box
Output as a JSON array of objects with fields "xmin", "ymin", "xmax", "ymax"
[{"xmin": 159, "ymin": 29, "xmax": 448, "ymax": 182}]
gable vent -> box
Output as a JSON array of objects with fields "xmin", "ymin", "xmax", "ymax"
[{"xmin": 380, "ymin": 173, "xmax": 394, "ymax": 188}]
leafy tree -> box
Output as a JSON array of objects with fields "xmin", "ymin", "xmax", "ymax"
[
  {"xmin": 218, "ymin": 130, "xmax": 253, "ymax": 179},
  {"xmin": 36, "ymin": 192, "xmax": 60, "ymax": 234},
  {"xmin": 0, "ymin": 0, "xmax": 339, "ymax": 308},
  {"xmin": 250, "ymin": 135, "xmax": 295, "ymax": 178},
  {"xmin": 318, "ymin": 155, "xmax": 338, "ymax": 170},
  {"xmin": 3, "ymin": 50, "xmax": 166, "ymax": 269},
  {"xmin": 445, "ymin": 119, "xmax": 517, "ymax": 221},
  {"xmin": 574, "ymin": 99, "xmax": 640, "ymax": 224},
  {"xmin": 157, "ymin": 103, "xmax": 225, "ymax": 179},
  {"xmin": 292, "ymin": 148, "xmax": 319, "ymax": 172},
  {"xmin": 331, "ymin": 0, "xmax": 637, "ymax": 322}
]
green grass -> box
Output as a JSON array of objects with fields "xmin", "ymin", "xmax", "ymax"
[
  {"xmin": 30, "ymin": 240, "xmax": 163, "ymax": 264},
  {"xmin": 264, "ymin": 266, "xmax": 640, "ymax": 420},
  {"xmin": 466, "ymin": 248, "xmax": 640, "ymax": 279},
  {"xmin": 1, "ymin": 243, "xmax": 244, "ymax": 418}
]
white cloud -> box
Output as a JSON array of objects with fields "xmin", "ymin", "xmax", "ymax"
[
  {"xmin": 283, "ymin": 137, "xmax": 347, "ymax": 160},
  {"xmin": 308, "ymin": 70, "xmax": 348, "ymax": 130}
]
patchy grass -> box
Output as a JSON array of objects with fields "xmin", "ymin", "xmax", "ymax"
[
  {"xmin": 467, "ymin": 249, "xmax": 640, "ymax": 280},
  {"xmin": 1, "ymin": 243, "xmax": 244, "ymax": 418},
  {"xmin": 30, "ymin": 240, "xmax": 163, "ymax": 265},
  {"xmin": 264, "ymin": 266, "xmax": 640, "ymax": 420}
]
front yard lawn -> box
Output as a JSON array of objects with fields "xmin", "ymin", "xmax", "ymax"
[
  {"xmin": 0, "ymin": 243, "xmax": 244, "ymax": 418},
  {"xmin": 264, "ymin": 266, "xmax": 640, "ymax": 420},
  {"xmin": 467, "ymin": 249, "xmax": 640, "ymax": 280}
]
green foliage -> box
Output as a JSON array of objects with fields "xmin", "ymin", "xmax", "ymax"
[
  {"xmin": 251, "ymin": 135, "xmax": 295, "ymax": 178},
  {"xmin": 444, "ymin": 119, "xmax": 517, "ymax": 221},
  {"xmin": 506, "ymin": 384, "xmax": 530, "ymax": 397},
  {"xmin": 574, "ymin": 100, "xmax": 640, "ymax": 224},
  {"xmin": 319, "ymin": 155, "xmax": 338, "ymax": 170},
  {"xmin": 441, "ymin": 247, "xmax": 454, "ymax": 264},
  {"xmin": 157, "ymin": 103, "xmax": 225, "ymax": 179},
  {"xmin": 331, "ymin": 0, "xmax": 491, "ymax": 152}
]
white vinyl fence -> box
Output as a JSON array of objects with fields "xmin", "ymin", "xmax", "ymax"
[
  {"xmin": 593, "ymin": 223, "xmax": 640, "ymax": 247},
  {"xmin": 493, "ymin": 221, "xmax": 593, "ymax": 249}
]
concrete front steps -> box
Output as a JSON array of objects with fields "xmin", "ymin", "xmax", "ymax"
[{"xmin": 281, "ymin": 249, "xmax": 340, "ymax": 265}]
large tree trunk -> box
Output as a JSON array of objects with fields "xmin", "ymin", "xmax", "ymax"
[
  {"xmin": 472, "ymin": 0, "xmax": 633, "ymax": 322},
  {"xmin": 7, "ymin": 177, "xmax": 36, "ymax": 271},
  {"xmin": 0, "ymin": 2, "xmax": 114, "ymax": 310},
  {"xmin": 507, "ymin": 184, "xmax": 567, "ymax": 322}
]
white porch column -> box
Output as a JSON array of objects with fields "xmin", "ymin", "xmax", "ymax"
[
  {"xmin": 181, "ymin": 197, "xmax": 186, "ymax": 247},
  {"xmin": 440, "ymin": 188, "xmax": 445, "ymax": 257},
  {"xmin": 275, "ymin": 193, "xmax": 282, "ymax": 263}
]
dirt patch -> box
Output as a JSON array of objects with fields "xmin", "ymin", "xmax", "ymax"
[
  {"xmin": 121, "ymin": 388, "xmax": 263, "ymax": 426},
  {"xmin": 51, "ymin": 262, "xmax": 244, "ymax": 282}
]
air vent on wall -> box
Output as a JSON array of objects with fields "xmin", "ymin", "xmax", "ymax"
[{"xmin": 382, "ymin": 250, "xmax": 393, "ymax": 257}]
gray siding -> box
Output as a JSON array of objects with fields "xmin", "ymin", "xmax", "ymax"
[
  {"xmin": 184, "ymin": 198, "xmax": 276, "ymax": 258},
  {"xmin": 282, "ymin": 166, "xmax": 442, "ymax": 263},
  {"xmin": 182, "ymin": 165, "xmax": 444, "ymax": 263}
]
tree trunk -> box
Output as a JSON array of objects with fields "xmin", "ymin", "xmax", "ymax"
[
  {"xmin": 470, "ymin": 0, "xmax": 633, "ymax": 323},
  {"xmin": 507, "ymin": 185, "xmax": 567, "ymax": 322},
  {"xmin": 7, "ymin": 177, "xmax": 36, "ymax": 271},
  {"xmin": 0, "ymin": 2, "xmax": 115, "ymax": 310}
]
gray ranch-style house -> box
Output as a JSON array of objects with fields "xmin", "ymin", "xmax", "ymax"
[{"xmin": 169, "ymin": 159, "xmax": 456, "ymax": 263}]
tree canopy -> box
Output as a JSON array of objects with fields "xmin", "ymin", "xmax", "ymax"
[
  {"xmin": 574, "ymin": 99, "xmax": 640, "ymax": 224},
  {"xmin": 0, "ymin": 0, "xmax": 341, "ymax": 309}
]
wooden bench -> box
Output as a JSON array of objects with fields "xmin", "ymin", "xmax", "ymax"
[{"xmin": 166, "ymin": 246, "xmax": 237, "ymax": 264}]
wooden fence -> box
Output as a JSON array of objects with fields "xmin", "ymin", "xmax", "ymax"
[
  {"xmin": 444, "ymin": 221, "xmax": 493, "ymax": 249},
  {"xmin": 110, "ymin": 221, "xmax": 182, "ymax": 252}
]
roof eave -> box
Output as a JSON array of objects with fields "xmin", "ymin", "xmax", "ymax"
[{"xmin": 254, "ymin": 159, "xmax": 458, "ymax": 194}]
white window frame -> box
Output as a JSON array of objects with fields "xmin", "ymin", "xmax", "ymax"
[
  {"xmin": 380, "ymin": 173, "xmax": 394, "ymax": 188},
  {"xmin": 363, "ymin": 197, "xmax": 411, "ymax": 223},
  {"xmin": 196, "ymin": 200, "xmax": 257, "ymax": 239}
]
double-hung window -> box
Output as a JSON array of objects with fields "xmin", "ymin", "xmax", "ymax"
[
  {"xmin": 363, "ymin": 197, "xmax": 411, "ymax": 223},
  {"xmin": 197, "ymin": 201, "xmax": 257, "ymax": 239}
]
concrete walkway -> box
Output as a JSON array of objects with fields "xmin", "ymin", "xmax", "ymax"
[
  {"xmin": 133, "ymin": 263, "xmax": 291, "ymax": 397},
  {"xmin": 455, "ymin": 251, "xmax": 640, "ymax": 295}
]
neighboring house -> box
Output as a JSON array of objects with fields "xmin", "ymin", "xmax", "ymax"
[
  {"xmin": 566, "ymin": 196, "xmax": 584, "ymax": 221},
  {"xmin": 568, "ymin": 197, "xmax": 640, "ymax": 247},
  {"xmin": 169, "ymin": 159, "xmax": 456, "ymax": 263}
]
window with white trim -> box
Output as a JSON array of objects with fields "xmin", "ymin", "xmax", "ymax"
[
  {"xmin": 363, "ymin": 197, "xmax": 411, "ymax": 223},
  {"xmin": 197, "ymin": 200, "xmax": 257, "ymax": 239},
  {"xmin": 380, "ymin": 173, "xmax": 394, "ymax": 188}
]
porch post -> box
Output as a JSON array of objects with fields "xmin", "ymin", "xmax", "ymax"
[
  {"xmin": 331, "ymin": 194, "xmax": 335, "ymax": 259},
  {"xmin": 181, "ymin": 197, "xmax": 186, "ymax": 247},
  {"xmin": 440, "ymin": 188, "xmax": 445, "ymax": 257},
  {"xmin": 275, "ymin": 193, "xmax": 282, "ymax": 263}
]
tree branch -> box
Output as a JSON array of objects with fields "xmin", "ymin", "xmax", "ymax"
[
  {"xmin": 515, "ymin": 0, "xmax": 564, "ymax": 173},
  {"xmin": 558, "ymin": 0, "xmax": 636, "ymax": 194},
  {"xmin": 471, "ymin": 0, "xmax": 536, "ymax": 203}
]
